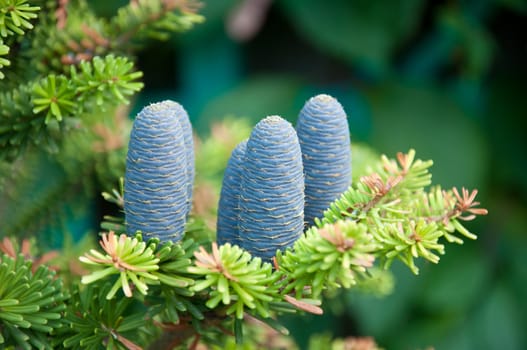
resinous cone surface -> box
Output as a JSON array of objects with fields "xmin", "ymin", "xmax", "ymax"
[
  {"xmin": 297, "ymin": 94, "xmax": 352, "ymax": 228},
  {"xmin": 124, "ymin": 101, "xmax": 188, "ymax": 242},
  {"xmin": 217, "ymin": 139, "xmax": 247, "ymax": 247},
  {"xmin": 239, "ymin": 115, "xmax": 304, "ymax": 260}
]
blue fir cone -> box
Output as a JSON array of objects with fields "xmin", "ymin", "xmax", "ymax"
[
  {"xmin": 163, "ymin": 100, "xmax": 195, "ymax": 218},
  {"xmin": 124, "ymin": 101, "xmax": 189, "ymax": 242},
  {"xmin": 239, "ymin": 116, "xmax": 304, "ymax": 261},
  {"xmin": 216, "ymin": 140, "xmax": 247, "ymax": 247},
  {"xmin": 296, "ymin": 94, "xmax": 352, "ymax": 228}
]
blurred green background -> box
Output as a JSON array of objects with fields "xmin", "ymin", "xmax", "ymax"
[{"xmin": 100, "ymin": 0, "xmax": 527, "ymax": 349}]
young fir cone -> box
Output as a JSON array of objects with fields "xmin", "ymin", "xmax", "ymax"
[
  {"xmin": 239, "ymin": 115, "xmax": 305, "ymax": 261},
  {"xmin": 124, "ymin": 101, "xmax": 189, "ymax": 242},
  {"xmin": 296, "ymin": 94, "xmax": 352, "ymax": 228},
  {"xmin": 216, "ymin": 140, "xmax": 247, "ymax": 247},
  {"xmin": 164, "ymin": 100, "xmax": 195, "ymax": 218}
]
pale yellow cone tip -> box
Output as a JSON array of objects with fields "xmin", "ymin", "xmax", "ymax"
[
  {"xmin": 147, "ymin": 100, "xmax": 181, "ymax": 112},
  {"xmin": 263, "ymin": 115, "xmax": 286, "ymax": 123},
  {"xmin": 312, "ymin": 94, "xmax": 335, "ymax": 103}
]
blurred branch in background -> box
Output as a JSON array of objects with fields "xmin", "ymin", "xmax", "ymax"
[{"xmin": 227, "ymin": 0, "xmax": 273, "ymax": 42}]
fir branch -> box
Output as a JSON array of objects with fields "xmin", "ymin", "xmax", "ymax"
[
  {"xmin": 277, "ymin": 220, "xmax": 376, "ymax": 298},
  {"xmin": 317, "ymin": 149, "xmax": 433, "ymax": 225},
  {"xmin": 0, "ymin": 253, "xmax": 68, "ymax": 349},
  {"xmin": 0, "ymin": 40, "xmax": 9, "ymax": 79},
  {"xmin": 56, "ymin": 283, "xmax": 147, "ymax": 350},
  {"xmin": 1, "ymin": 1, "xmax": 203, "ymax": 161},
  {"xmin": 0, "ymin": 0, "xmax": 41, "ymax": 80},
  {"xmin": 32, "ymin": 74, "xmax": 76, "ymax": 123},
  {"xmin": 315, "ymin": 150, "xmax": 487, "ymax": 274},
  {"xmin": 69, "ymin": 54, "xmax": 143, "ymax": 110},
  {"xmin": 0, "ymin": 54, "xmax": 142, "ymax": 160},
  {"xmin": 0, "ymin": 153, "xmax": 79, "ymax": 238},
  {"xmin": 0, "ymin": 0, "xmax": 40, "ymax": 38},
  {"xmin": 0, "ymin": 81, "xmax": 49, "ymax": 160},
  {"xmin": 79, "ymin": 231, "xmax": 201, "ymax": 302},
  {"xmin": 24, "ymin": 0, "xmax": 104, "ymax": 73},
  {"xmin": 372, "ymin": 220, "xmax": 445, "ymax": 274},
  {"xmin": 0, "ymin": 236, "xmax": 59, "ymax": 272},
  {"xmin": 72, "ymin": 142, "xmax": 488, "ymax": 346},
  {"xmin": 154, "ymin": 237, "xmax": 197, "ymax": 289},
  {"xmin": 79, "ymin": 231, "xmax": 161, "ymax": 299},
  {"xmin": 188, "ymin": 242, "xmax": 279, "ymax": 320},
  {"xmin": 110, "ymin": 0, "xmax": 204, "ymax": 46},
  {"xmin": 417, "ymin": 186, "xmax": 488, "ymax": 244},
  {"xmin": 145, "ymin": 238, "xmax": 204, "ymax": 329}
]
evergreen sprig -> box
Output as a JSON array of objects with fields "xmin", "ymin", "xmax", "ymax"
[
  {"xmin": 0, "ymin": 54, "xmax": 143, "ymax": 160},
  {"xmin": 0, "ymin": 253, "xmax": 68, "ymax": 350},
  {"xmin": 79, "ymin": 231, "xmax": 161, "ymax": 299},
  {"xmin": 70, "ymin": 55, "xmax": 144, "ymax": 109},
  {"xmin": 146, "ymin": 238, "xmax": 203, "ymax": 324},
  {"xmin": 110, "ymin": 0, "xmax": 204, "ymax": 44},
  {"xmin": 70, "ymin": 145, "xmax": 487, "ymax": 347},
  {"xmin": 31, "ymin": 54, "xmax": 143, "ymax": 124},
  {"xmin": 0, "ymin": 82, "xmax": 41, "ymax": 160},
  {"xmin": 0, "ymin": 41, "xmax": 9, "ymax": 79},
  {"xmin": 188, "ymin": 242, "xmax": 279, "ymax": 320},
  {"xmin": 372, "ymin": 219, "xmax": 445, "ymax": 273},
  {"xmin": 0, "ymin": 0, "xmax": 40, "ymax": 80},
  {"xmin": 0, "ymin": 1, "xmax": 203, "ymax": 162},
  {"xmin": 0, "ymin": 0, "xmax": 40, "ymax": 38},
  {"xmin": 277, "ymin": 221, "xmax": 377, "ymax": 298},
  {"xmin": 79, "ymin": 231, "xmax": 202, "ymax": 303},
  {"xmin": 316, "ymin": 149, "xmax": 487, "ymax": 274},
  {"xmin": 58, "ymin": 284, "xmax": 147, "ymax": 350},
  {"xmin": 154, "ymin": 238, "xmax": 197, "ymax": 289},
  {"xmin": 32, "ymin": 74, "xmax": 76, "ymax": 123},
  {"xmin": 318, "ymin": 149, "xmax": 433, "ymax": 225}
]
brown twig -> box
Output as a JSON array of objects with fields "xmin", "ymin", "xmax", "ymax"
[
  {"xmin": 55, "ymin": 0, "xmax": 69, "ymax": 29},
  {"xmin": 425, "ymin": 187, "xmax": 488, "ymax": 226},
  {"xmin": 283, "ymin": 294, "xmax": 323, "ymax": 315}
]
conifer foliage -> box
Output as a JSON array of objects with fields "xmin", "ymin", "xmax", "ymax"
[
  {"xmin": 0, "ymin": 2, "xmax": 490, "ymax": 347},
  {"xmin": 0, "ymin": 0, "xmax": 203, "ymax": 161},
  {"xmin": 1, "ymin": 91, "xmax": 488, "ymax": 348},
  {"xmin": 0, "ymin": 253, "xmax": 68, "ymax": 349}
]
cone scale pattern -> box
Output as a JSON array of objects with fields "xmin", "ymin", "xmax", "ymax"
[
  {"xmin": 165, "ymin": 101, "xmax": 195, "ymax": 217},
  {"xmin": 296, "ymin": 94, "xmax": 352, "ymax": 228},
  {"xmin": 238, "ymin": 116, "xmax": 304, "ymax": 261},
  {"xmin": 216, "ymin": 139, "xmax": 247, "ymax": 247},
  {"xmin": 124, "ymin": 101, "xmax": 189, "ymax": 242}
]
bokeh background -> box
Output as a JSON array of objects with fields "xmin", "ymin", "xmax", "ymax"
[
  {"xmin": 128, "ymin": 1, "xmax": 526, "ymax": 349},
  {"xmin": 47, "ymin": 0, "xmax": 527, "ymax": 349}
]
